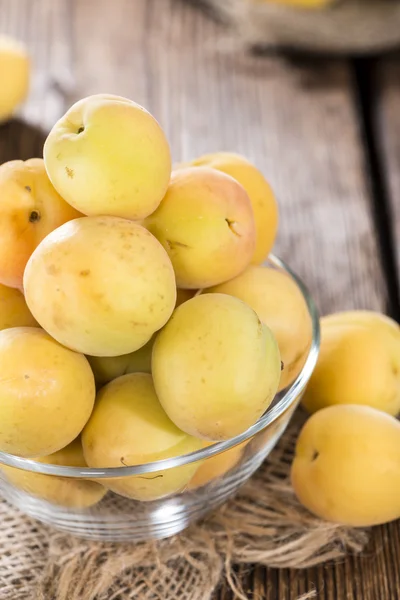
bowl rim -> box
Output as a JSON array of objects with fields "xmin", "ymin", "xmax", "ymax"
[{"xmin": 0, "ymin": 255, "xmax": 320, "ymax": 479}]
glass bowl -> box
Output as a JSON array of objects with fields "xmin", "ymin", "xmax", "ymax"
[{"xmin": 0, "ymin": 255, "xmax": 320, "ymax": 542}]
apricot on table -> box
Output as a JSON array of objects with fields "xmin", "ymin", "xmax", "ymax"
[
  {"xmin": 302, "ymin": 311, "xmax": 400, "ymax": 416},
  {"xmin": 291, "ymin": 404, "xmax": 400, "ymax": 527}
]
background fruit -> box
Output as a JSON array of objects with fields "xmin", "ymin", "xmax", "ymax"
[
  {"xmin": 291, "ymin": 404, "xmax": 400, "ymax": 527},
  {"xmin": 181, "ymin": 152, "xmax": 278, "ymax": 264},
  {"xmin": 1, "ymin": 439, "xmax": 106, "ymax": 508},
  {"xmin": 0, "ymin": 158, "xmax": 81, "ymax": 289},
  {"xmin": 0, "ymin": 283, "xmax": 37, "ymax": 329},
  {"xmin": 0, "ymin": 36, "xmax": 30, "ymax": 123},
  {"xmin": 144, "ymin": 167, "xmax": 256, "ymax": 289},
  {"xmin": 152, "ymin": 293, "xmax": 281, "ymax": 440},
  {"xmin": 207, "ymin": 266, "xmax": 312, "ymax": 391},
  {"xmin": 44, "ymin": 94, "xmax": 171, "ymax": 220},
  {"xmin": 82, "ymin": 373, "xmax": 203, "ymax": 501},
  {"xmin": 0, "ymin": 327, "xmax": 95, "ymax": 457},
  {"xmin": 302, "ymin": 311, "xmax": 400, "ymax": 416},
  {"xmin": 24, "ymin": 217, "xmax": 176, "ymax": 357},
  {"xmin": 188, "ymin": 440, "xmax": 248, "ymax": 490},
  {"xmin": 87, "ymin": 336, "xmax": 154, "ymax": 387}
]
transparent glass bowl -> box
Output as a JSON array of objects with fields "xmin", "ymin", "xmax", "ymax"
[{"xmin": 0, "ymin": 256, "xmax": 320, "ymax": 542}]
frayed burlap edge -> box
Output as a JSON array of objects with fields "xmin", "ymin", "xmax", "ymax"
[{"xmin": 0, "ymin": 412, "xmax": 368, "ymax": 600}]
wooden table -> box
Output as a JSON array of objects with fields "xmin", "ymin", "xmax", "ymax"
[{"xmin": 0, "ymin": 1, "xmax": 399, "ymax": 598}]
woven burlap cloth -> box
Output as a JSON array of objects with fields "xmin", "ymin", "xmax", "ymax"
[{"xmin": 0, "ymin": 413, "xmax": 368, "ymax": 600}]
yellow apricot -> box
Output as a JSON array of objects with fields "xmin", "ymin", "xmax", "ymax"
[
  {"xmin": 0, "ymin": 283, "xmax": 37, "ymax": 329},
  {"xmin": 144, "ymin": 167, "xmax": 256, "ymax": 289},
  {"xmin": 291, "ymin": 404, "xmax": 400, "ymax": 527},
  {"xmin": 181, "ymin": 152, "xmax": 278, "ymax": 264},
  {"xmin": 302, "ymin": 311, "xmax": 400, "ymax": 416},
  {"xmin": 1, "ymin": 438, "xmax": 106, "ymax": 508},
  {"xmin": 207, "ymin": 265, "xmax": 312, "ymax": 390},
  {"xmin": 24, "ymin": 217, "xmax": 176, "ymax": 357},
  {"xmin": 0, "ymin": 327, "xmax": 95, "ymax": 457},
  {"xmin": 82, "ymin": 373, "xmax": 202, "ymax": 501}
]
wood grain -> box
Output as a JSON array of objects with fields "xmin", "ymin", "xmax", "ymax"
[
  {"xmin": 0, "ymin": 1, "xmax": 398, "ymax": 599},
  {"xmin": 374, "ymin": 55, "xmax": 400, "ymax": 279},
  {"xmin": 71, "ymin": 0, "xmax": 386, "ymax": 315}
]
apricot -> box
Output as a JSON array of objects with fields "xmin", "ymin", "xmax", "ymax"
[
  {"xmin": 44, "ymin": 94, "xmax": 171, "ymax": 220},
  {"xmin": 24, "ymin": 217, "xmax": 176, "ymax": 357},
  {"xmin": 207, "ymin": 266, "xmax": 312, "ymax": 390},
  {"xmin": 1, "ymin": 438, "xmax": 106, "ymax": 508},
  {"xmin": 188, "ymin": 441, "xmax": 247, "ymax": 490},
  {"xmin": 291, "ymin": 404, "xmax": 400, "ymax": 527},
  {"xmin": 181, "ymin": 152, "xmax": 278, "ymax": 264},
  {"xmin": 144, "ymin": 167, "xmax": 256, "ymax": 289},
  {"xmin": 0, "ymin": 328, "xmax": 95, "ymax": 457},
  {"xmin": 0, "ymin": 36, "xmax": 30, "ymax": 123},
  {"xmin": 0, "ymin": 283, "xmax": 37, "ymax": 329},
  {"xmin": 0, "ymin": 159, "xmax": 82, "ymax": 290},
  {"xmin": 87, "ymin": 336, "xmax": 154, "ymax": 387},
  {"xmin": 82, "ymin": 373, "xmax": 202, "ymax": 501},
  {"xmin": 302, "ymin": 311, "xmax": 400, "ymax": 416},
  {"xmin": 152, "ymin": 293, "xmax": 281, "ymax": 440}
]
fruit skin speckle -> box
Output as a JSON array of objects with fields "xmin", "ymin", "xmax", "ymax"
[
  {"xmin": 176, "ymin": 152, "xmax": 278, "ymax": 265},
  {"xmin": 152, "ymin": 293, "xmax": 281, "ymax": 441},
  {"xmin": 23, "ymin": 216, "xmax": 176, "ymax": 357},
  {"xmin": 144, "ymin": 167, "xmax": 256, "ymax": 289},
  {"xmin": 0, "ymin": 158, "xmax": 82, "ymax": 289},
  {"xmin": 0, "ymin": 327, "xmax": 95, "ymax": 457},
  {"xmin": 43, "ymin": 93, "xmax": 172, "ymax": 220}
]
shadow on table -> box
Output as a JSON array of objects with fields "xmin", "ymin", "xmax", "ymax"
[{"xmin": 0, "ymin": 118, "xmax": 47, "ymax": 163}]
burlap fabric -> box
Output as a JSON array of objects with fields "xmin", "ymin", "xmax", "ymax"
[
  {"xmin": 0, "ymin": 412, "xmax": 368, "ymax": 600},
  {"xmin": 201, "ymin": 0, "xmax": 400, "ymax": 54}
]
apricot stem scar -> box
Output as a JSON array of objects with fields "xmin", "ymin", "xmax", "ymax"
[
  {"xmin": 29, "ymin": 210, "xmax": 40, "ymax": 223},
  {"xmin": 225, "ymin": 218, "xmax": 241, "ymax": 237},
  {"xmin": 166, "ymin": 239, "xmax": 191, "ymax": 250}
]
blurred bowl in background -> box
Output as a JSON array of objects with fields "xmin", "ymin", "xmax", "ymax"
[{"xmin": 198, "ymin": 0, "xmax": 400, "ymax": 55}]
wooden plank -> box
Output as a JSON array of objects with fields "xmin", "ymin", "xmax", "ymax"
[
  {"xmin": 374, "ymin": 56, "xmax": 400, "ymax": 281},
  {"xmin": 0, "ymin": 1, "xmax": 397, "ymax": 599}
]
